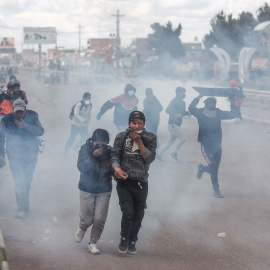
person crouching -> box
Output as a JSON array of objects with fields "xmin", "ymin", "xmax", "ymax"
[{"xmin": 74, "ymin": 129, "xmax": 113, "ymax": 255}]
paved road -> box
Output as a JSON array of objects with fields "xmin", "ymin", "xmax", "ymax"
[{"xmin": 0, "ymin": 71, "xmax": 270, "ymax": 269}]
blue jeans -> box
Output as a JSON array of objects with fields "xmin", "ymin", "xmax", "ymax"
[{"xmin": 8, "ymin": 158, "xmax": 37, "ymax": 212}]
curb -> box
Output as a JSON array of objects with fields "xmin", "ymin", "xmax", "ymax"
[{"xmin": 0, "ymin": 230, "xmax": 9, "ymax": 270}]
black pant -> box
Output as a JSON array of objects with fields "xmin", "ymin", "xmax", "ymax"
[
  {"xmin": 65, "ymin": 124, "xmax": 89, "ymax": 153},
  {"xmin": 116, "ymin": 180, "xmax": 148, "ymax": 242},
  {"xmin": 9, "ymin": 158, "xmax": 37, "ymax": 212},
  {"xmin": 201, "ymin": 144, "xmax": 222, "ymax": 192}
]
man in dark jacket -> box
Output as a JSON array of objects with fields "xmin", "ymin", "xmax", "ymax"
[
  {"xmin": 112, "ymin": 111, "xmax": 157, "ymax": 254},
  {"xmin": 143, "ymin": 88, "xmax": 163, "ymax": 146},
  {"xmin": 75, "ymin": 129, "xmax": 113, "ymax": 255},
  {"xmin": 157, "ymin": 87, "xmax": 188, "ymax": 162},
  {"xmin": 96, "ymin": 84, "xmax": 139, "ymax": 132},
  {"xmin": 188, "ymin": 95, "xmax": 237, "ymax": 198},
  {"xmin": 0, "ymin": 99, "xmax": 44, "ymax": 218}
]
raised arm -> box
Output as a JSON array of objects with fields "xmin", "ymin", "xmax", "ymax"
[{"xmin": 188, "ymin": 96, "xmax": 202, "ymax": 118}]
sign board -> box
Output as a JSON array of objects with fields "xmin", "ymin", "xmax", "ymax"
[
  {"xmin": 24, "ymin": 27, "xmax": 56, "ymax": 44},
  {"xmin": 0, "ymin": 38, "xmax": 15, "ymax": 48}
]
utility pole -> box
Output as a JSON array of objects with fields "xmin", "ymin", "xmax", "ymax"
[
  {"xmin": 76, "ymin": 23, "xmax": 85, "ymax": 55},
  {"xmin": 111, "ymin": 9, "xmax": 124, "ymax": 68}
]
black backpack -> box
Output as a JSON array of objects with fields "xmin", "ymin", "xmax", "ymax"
[{"xmin": 69, "ymin": 101, "xmax": 83, "ymax": 120}]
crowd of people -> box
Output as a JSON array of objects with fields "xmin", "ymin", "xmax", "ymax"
[{"xmin": 0, "ymin": 77, "xmax": 242, "ymax": 255}]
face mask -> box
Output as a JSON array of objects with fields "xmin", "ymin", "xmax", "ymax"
[
  {"xmin": 84, "ymin": 100, "xmax": 90, "ymax": 105},
  {"xmin": 127, "ymin": 91, "xmax": 135, "ymax": 97}
]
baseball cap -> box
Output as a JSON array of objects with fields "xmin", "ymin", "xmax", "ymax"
[
  {"xmin": 13, "ymin": 99, "xmax": 26, "ymax": 112},
  {"xmin": 129, "ymin": 111, "xmax": 145, "ymax": 122}
]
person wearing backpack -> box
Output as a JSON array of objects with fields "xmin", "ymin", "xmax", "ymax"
[{"xmin": 65, "ymin": 92, "xmax": 92, "ymax": 153}]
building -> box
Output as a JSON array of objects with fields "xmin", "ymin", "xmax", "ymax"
[{"xmin": 87, "ymin": 38, "xmax": 115, "ymax": 64}]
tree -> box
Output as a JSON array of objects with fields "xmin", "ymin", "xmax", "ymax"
[
  {"xmin": 148, "ymin": 21, "xmax": 185, "ymax": 59},
  {"xmin": 203, "ymin": 11, "xmax": 256, "ymax": 59},
  {"xmin": 257, "ymin": 3, "xmax": 270, "ymax": 23}
]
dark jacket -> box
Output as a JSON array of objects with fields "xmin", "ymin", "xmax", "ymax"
[
  {"xmin": 111, "ymin": 129, "xmax": 157, "ymax": 182},
  {"xmin": 143, "ymin": 95, "xmax": 163, "ymax": 126},
  {"xmin": 0, "ymin": 93, "xmax": 12, "ymax": 104},
  {"xmin": 0, "ymin": 110, "xmax": 44, "ymax": 161},
  {"xmin": 166, "ymin": 97, "xmax": 188, "ymax": 126},
  {"xmin": 188, "ymin": 97, "xmax": 236, "ymax": 146},
  {"xmin": 77, "ymin": 142, "xmax": 113, "ymax": 194}
]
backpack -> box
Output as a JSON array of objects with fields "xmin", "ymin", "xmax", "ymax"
[{"xmin": 69, "ymin": 101, "xmax": 83, "ymax": 120}]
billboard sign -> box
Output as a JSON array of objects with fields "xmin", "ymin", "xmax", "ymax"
[
  {"xmin": 24, "ymin": 27, "xmax": 56, "ymax": 44},
  {"xmin": 0, "ymin": 37, "xmax": 15, "ymax": 48}
]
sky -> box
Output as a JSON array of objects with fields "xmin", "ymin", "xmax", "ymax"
[{"xmin": 0, "ymin": 0, "xmax": 268, "ymax": 52}]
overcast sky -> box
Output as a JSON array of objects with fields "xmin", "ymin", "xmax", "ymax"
[{"xmin": 0, "ymin": 0, "xmax": 268, "ymax": 52}]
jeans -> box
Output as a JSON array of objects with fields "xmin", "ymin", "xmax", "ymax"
[
  {"xmin": 116, "ymin": 180, "xmax": 148, "ymax": 242},
  {"xmin": 79, "ymin": 190, "xmax": 111, "ymax": 244},
  {"xmin": 159, "ymin": 124, "xmax": 185, "ymax": 155},
  {"xmin": 201, "ymin": 144, "xmax": 222, "ymax": 191},
  {"xmin": 8, "ymin": 158, "xmax": 37, "ymax": 212},
  {"xmin": 65, "ymin": 124, "xmax": 89, "ymax": 153}
]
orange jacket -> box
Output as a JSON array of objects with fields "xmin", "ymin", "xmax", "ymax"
[{"xmin": 0, "ymin": 99, "xmax": 13, "ymax": 114}]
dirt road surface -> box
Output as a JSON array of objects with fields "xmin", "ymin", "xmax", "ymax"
[{"xmin": 1, "ymin": 70, "xmax": 270, "ymax": 270}]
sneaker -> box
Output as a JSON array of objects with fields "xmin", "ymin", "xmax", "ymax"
[
  {"xmin": 118, "ymin": 237, "xmax": 128, "ymax": 253},
  {"xmin": 15, "ymin": 210, "xmax": 28, "ymax": 219},
  {"xmin": 75, "ymin": 228, "xmax": 86, "ymax": 243},
  {"xmin": 156, "ymin": 153, "xmax": 164, "ymax": 162},
  {"xmin": 128, "ymin": 241, "xmax": 137, "ymax": 254},
  {"xmin": 213, "ymin": 190, "xmax": 224, "ymax": 198},
  {"xmin": 197, "ymin": 164, "xmax": 204, "ymax": 180},
  {"xmin": 88, "ymin": 244, "xmax": 100, "ymax": 255},
  {"xmin": 170, "ymin": 153, "xmax": 179, "ymax": 161}
]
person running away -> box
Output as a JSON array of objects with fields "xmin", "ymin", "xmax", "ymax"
[
  {"xmin": 0, "ymin": 99, "xmax": 44, "ymax": 219},
  {"xmin": 143, "ymin": 88, "xmax": 163, "ymax": 147},
  {"xmin": 112, "ymin": 111, "xmax": 157, "ymax": 254},
  {"xmin": 0, "ymin": 82, "xmax": 14, "ymax": 121},
  {"xmin": 157, "ymin": 87, "xmax": 189, "ymax": 162},
  {"xmin": 74, "ymin": 129, "xmax": 113, "ymax": 255},
  {"xmin": 65, "ymin": 92, "xmax": 92, "ymax": 153},
  {"xmin": 188, "ymin": 95, "xmax": 237, "ymax": 198},
  {"xmin": 96, "ymin": 84, "xmax": 139, "ymax": 132}
]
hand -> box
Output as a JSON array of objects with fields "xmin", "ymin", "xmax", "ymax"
[
  {"xmin": 114, "ymin": 166, "xmax": 128, "ymax": 180},
  {"xmin": 176, "ymin": 114, "xmax": 182, "ymax": 118},
  {"xmin": 15, "ymin": 120, "xmax": 27, "ymax": 128},
  {"xmin": 129, "ymin": 132, "xmax": 142, "ymax": 143},
  {"xmin": 93, "ymin": 147, "xmax": 103, "ymax": 156}
]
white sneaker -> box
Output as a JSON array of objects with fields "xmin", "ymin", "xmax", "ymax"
[
  {"xmin": 74, "ymin": 228, "xmax": 86, "ymax": 243},
  {"xmin": 88, "ymin": 244, "xmax": 100, "ymax": 255}
]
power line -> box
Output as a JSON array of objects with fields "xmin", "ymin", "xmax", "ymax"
[{"xmin": 0, "ymin": 25, "xmax": 114, "ymax": 34}]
